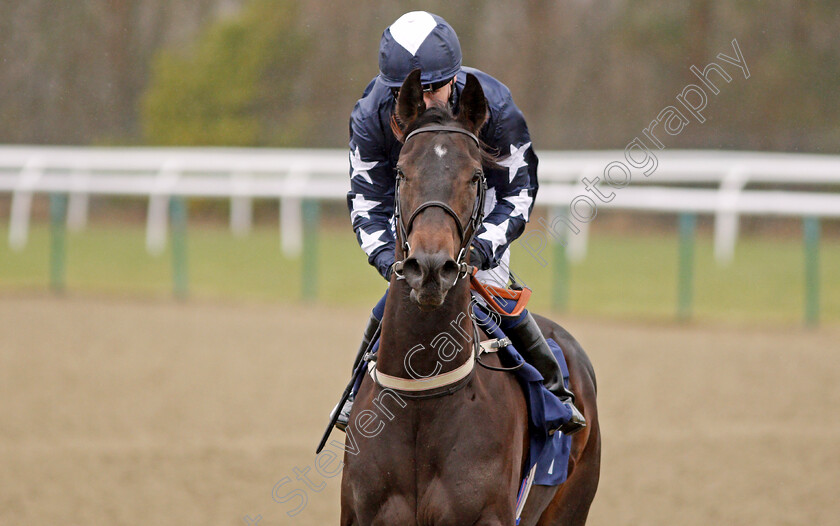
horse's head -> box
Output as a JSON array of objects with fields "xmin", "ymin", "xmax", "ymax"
[{"xmin": 393, "ymin": 69, "xmax": 488, "ymax": 310}]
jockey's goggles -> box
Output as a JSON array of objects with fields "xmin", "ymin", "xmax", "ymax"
[{"xmin": 391, "ymin": 77, "xmax": 454, "ymax": 99}]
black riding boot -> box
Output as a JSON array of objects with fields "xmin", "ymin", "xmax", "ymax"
[
  {"xmin": 508, "ymin": 312, "xmax": 586, "ymax": 436},
  {"xmin": 333, "ymin": 314, "xmax": 381, "ymax": 431}
]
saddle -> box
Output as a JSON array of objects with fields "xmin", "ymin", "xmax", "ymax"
[{"xmin": 468, "ymin": 266, "xmax": 532, "ymax": 317}]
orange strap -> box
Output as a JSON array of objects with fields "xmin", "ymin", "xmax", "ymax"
[{"xmin": 468, "ymin": 267, "xmax": 532, "ymax": 318}]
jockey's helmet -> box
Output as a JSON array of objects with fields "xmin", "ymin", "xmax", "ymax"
[{"xmin": 378, "ymin": 11, "xmax": 462, "ymax": 88}]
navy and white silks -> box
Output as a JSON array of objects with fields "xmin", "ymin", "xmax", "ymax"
[{"xmin": 346, "ymin": 67, "xmax": 538, "ymax": 287}]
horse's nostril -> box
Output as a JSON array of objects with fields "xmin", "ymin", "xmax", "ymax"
[
  {"xmin": 402, "ymin": 257, "xmax": 422, "ymax": 280},
  {"xmin": 440, "ymin": 259, "xmax": 460, "ymax": 283},
  {"xmin": 404, "ymin": 252, "xmax": 460, "ymax": 288}
]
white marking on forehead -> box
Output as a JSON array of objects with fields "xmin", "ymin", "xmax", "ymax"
[{"xmin": 434, "ymin": 144, "xmax": 448, "ymax": 158}]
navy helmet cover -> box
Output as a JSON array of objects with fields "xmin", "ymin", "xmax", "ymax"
[{"xmin": 378, "ymin": 11, "xmax": 462, "ymax": 88}]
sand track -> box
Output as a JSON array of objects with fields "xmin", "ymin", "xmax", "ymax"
[{"xmin": 1, "ymin": 295, "xmax": 838, "ymax": 525}]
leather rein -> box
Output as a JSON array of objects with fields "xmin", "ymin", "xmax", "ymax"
[{"xmin": 391, "ymin": 125, "xmax": 487, "ymax": 284}]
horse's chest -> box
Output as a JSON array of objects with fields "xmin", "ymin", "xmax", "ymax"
[
  {"xmin": 345, "ymin": 381, "xmax": 523, "ymax": 524},
  {"xmin": 412, "ymin": 414, "xmax": 520, "ymax": 522}
]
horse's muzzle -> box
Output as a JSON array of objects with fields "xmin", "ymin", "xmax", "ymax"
[{"xmin": 402, "ymin": 251, "xmax": 460, "ymax": 310}]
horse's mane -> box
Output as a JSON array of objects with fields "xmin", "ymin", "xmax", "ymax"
[{"xmin": 391, "ymin": 107, "xmax": 501, "ymax": 168}]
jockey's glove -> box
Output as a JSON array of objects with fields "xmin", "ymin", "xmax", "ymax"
[
  {"xmin": 384, "ymin": 261, "xmax": 398, "ymax": 281},
  {"xmin": 469, "ymin": 244, "xmax": 490, "ymax": 270}
]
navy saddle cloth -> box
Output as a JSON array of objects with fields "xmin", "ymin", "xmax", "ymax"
[{"xmin": 470, "ymin": 304, "xmax": 573, "ymax": 487}]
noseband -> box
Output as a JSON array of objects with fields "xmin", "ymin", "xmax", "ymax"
[{"xmin": 392, "ymin": 125, "xmax": 487, "ymax": 283}]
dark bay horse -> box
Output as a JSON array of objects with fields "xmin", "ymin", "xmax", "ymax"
[{"xmin": 340, "ymin": 69, "xmax": 600, "ymax": 525}]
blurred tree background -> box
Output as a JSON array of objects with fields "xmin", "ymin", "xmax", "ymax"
[{"xmin": 1, "ymin": 0, "xmax": 838, "ymax": 152}]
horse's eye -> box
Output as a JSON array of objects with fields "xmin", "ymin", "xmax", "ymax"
[
  {"xmin": 396, "ymin": 168, "xmax": 406, "ymax": 181},
  {"xmin": 471, "ymin": 170, "xmax": 483, "ymax": 184}
]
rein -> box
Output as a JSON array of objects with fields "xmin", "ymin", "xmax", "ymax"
[{"xmin": 392, "ymin": 125, "xmax": 487, "ymax": 283}]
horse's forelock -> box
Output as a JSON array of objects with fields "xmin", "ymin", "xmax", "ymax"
[{"xmin": 404, "ymin": 107, "xmax": 454, "ymax": 136}]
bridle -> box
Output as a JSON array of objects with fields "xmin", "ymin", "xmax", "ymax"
[
  {"xmin": 391, "ymin": 125, "xmax": 487, "ymax": 283},
  {"xmin": 366, "ymin": 125, "xmax": 519, "ymax": 400}
]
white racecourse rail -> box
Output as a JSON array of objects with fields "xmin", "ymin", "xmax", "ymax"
[{"xmin": 1, "ymin": 146, "xmax": 839, "ymax": 262}]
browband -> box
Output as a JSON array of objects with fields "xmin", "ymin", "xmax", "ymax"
[{"xmin": 404, "ymin": 125, "xmax": 480, "ymax": 148}]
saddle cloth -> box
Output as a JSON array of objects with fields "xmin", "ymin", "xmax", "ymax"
[{"xmin": 471, "ymin": 304, "xmax": 573, "ymax": 487}]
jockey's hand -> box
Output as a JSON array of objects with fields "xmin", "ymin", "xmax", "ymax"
[
  {"xmin": 469, "ymin": 245, "xmax": 490, "ymax": 270},
  {"xmin": 384, "ymin": 261, "xmax": 398, "ymax": 281}
]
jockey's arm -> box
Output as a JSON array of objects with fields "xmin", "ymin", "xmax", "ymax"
[
  {"xmin": 346, "ymin": 112, "xmax": 397, "ymax": 280},
  {"xmin": 471, "ymin": 96, "xmax": 538, "ymax": 269}
]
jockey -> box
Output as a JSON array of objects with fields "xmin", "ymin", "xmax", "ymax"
[{"xmin": 338, "ymin": 11, "xmax": 585, "ymax": 435}]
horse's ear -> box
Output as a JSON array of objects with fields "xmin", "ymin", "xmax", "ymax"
[
  {"xmin": 457, "ymin": 73, "xmax": 487, "ymax": 134},
  {"xmin": 396, "ymin": 69, "xmax": 426, "ymax": 131}
]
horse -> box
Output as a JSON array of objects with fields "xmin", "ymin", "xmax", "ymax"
[{"xmin": 339, "ymin": 69, "xmax": 601, "ymax": 525}]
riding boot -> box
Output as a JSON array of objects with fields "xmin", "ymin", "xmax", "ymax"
[
  {"xmin": 508, "ymin": 312, "xmax": 587, "ymax": 436},
  {"xmin": 333, "ymin": 314, "xmax": 381, "ymax": 432}
]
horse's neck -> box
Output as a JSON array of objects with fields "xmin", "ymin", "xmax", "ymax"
[{"xmin": 377, "ymin": 279, "xmax": 473, "ymax": 379}]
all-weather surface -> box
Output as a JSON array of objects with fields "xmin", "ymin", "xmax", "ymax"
[{"xmin": 1, "ymin": 295, "xmax": 838, "ymax": 525}]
